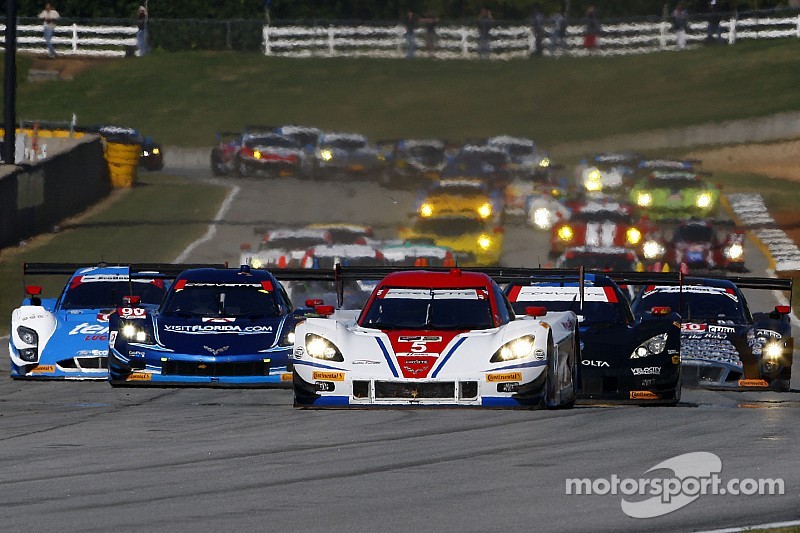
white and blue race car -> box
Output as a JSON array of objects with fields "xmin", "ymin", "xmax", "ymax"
[
  {"xmin": 9, "ymin": 263, "xmax": 182, "ymax": 380},
  {"xmin": 292, "ymin": 266, "xmax": 579, "ymax": 408}
]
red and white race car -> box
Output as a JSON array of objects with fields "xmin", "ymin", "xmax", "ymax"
[
  {"xmin": 292, "ymin": 267, "xmax": 579, "ymax": 408},
  {"xmin": 551, "ymin": 201, "xmax": 656, "ymax": 257},
  {"xmin": 240, "ymin": 227, "xmax": 332, "ymax": 269}
]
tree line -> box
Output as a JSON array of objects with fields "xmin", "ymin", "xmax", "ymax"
[{"xmin": 8, "ymin": 0, "xmax": 786, "ymax": 21}]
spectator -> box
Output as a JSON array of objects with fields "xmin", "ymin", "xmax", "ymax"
[
  {"xmin": 37, "ymin": 2, "xmax": 60, "ymax": 58},
  {"xmin": 583, "ymin": 6, "xmax": 601, "ymax": 50},
  {"xmin": 705, "ymin": 1, "xmax": 723, "ymax": 45},
  {"xmin": 550, "ymin": 7, "xmax": 568, "ymax": 54},
  {"xmin": 135, "ymin": 5, "xmax": 149, "ymax": 56},
  {"xmin": 423, "ymin": 12, "xmax": 439, "ymax": 55},
  {"xmin": 672, "ymin": 2, "xmax": 689, "ymax": 50},
  {"xmin": 531, "ymin": 4, "xmax": 545, "ymax": 57},
  {"xmin": 477, "ymin": 7, "xmax": 493, "ymax": 59},
  {"xmin": 404, "ymin": 10, "xmax": 417, "ymax": 59}
]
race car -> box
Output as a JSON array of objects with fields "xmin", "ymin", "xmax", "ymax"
[
  {"xmin": 305, "ymin": 223, "xmax": 374, "ymax": 245},
  {"xmin": 378, "ymin": 240, "xmax": 456, "ymax": 267},
  {"xmin": 382, "ymin": 139, "xmax": 448, "ymax": 187},
  {"xmin": 551, "ymin": 201, "xmax": 655, "ymax": 257},
  {"xmin": 576, "ymin": 152, "xmax": 641, "ymax": 194},
  {"xmin": 240, "ymin": 227, "xmax": 332, "ymax": 269},
  {"xmin": 415, "ymin": 178, "xmax": 502, "ymax": 223},
  {"xmin": 525, "ymin": 190, "xmax": 571, "ymax": 230},
  {"xmin": 629, "ymin": 275, "xmax": 793, "ymax": 391},
  {"xmin": 292, "ymin": 267, "xmax": 579, "ymax": 408},
  {"xmin": 663, "ymin": 219, "xmax": 746, "ymax": 273},
  {"xmin": 486, "ymin": 135, "xmax": 551, "ymax": 179},
  {"xmin": 399, "ymin": 215, "xmax": 504, "ymax": 267},
  {"xmin": 107, "ymin": 265, "xmax": 308, "ymax": 387},
  {"xmin": 232, "ymin": 132, "xmax": 305, "ymax": 178},
  {"xmin": 441, "ymin": 144, "xmax": 511, "ymax": 188},
  {"xmin": 273, "ymin": 125, "xmax": 323, "ymax": 152},
  {"xmin": 8, "ymin": 263, "xmax": 188, "ymax": 380},
  {"xmin": 505, "ymin": 271, "xmax": 682, "ymax": 404},
  {"xmin": 301, "ymin": 243, "xmax": 385, "ymax": 269},
  {"xmin": 630, "ymin": 170, "xmax": 719, "ymax": 220},
  {"xmin": 99, "ymin": 125, "xmax": 164, "ymax": 171},
  {"xmin": 313, "ymin": 132, "xmax": 384, "ymax": 179},
  {"xmin": 554, "ymin": 246, "xmax": 644, "ymax": 272}
]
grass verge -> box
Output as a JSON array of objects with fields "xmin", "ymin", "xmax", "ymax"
[{"xmin": 0, "ymin": 173, "xmax": 228, "ymax": 336}]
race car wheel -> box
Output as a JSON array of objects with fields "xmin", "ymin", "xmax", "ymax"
[
  {"xmin": 210, "ymin": 150, "xmax": 224, "ymax": 176},
  {"xmin": 236, "ymin": 157, "xmax": 252, "ymax": 177}
]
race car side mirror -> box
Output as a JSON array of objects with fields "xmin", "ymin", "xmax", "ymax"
[
  {"xmin": 123, "ymin": 295, "xmax": 141, "ymax": 305},
  {"xmin": 651, "ymin": 306, "xmax": 671, "ymax": 315},
  {"xmin": 525, "ymin": 306, "xmax": 547, "ymax": 317},
  {"xmin": 306, "ymin": 299, "xmax": 324, "ymax": 307},
  {"xmin": 315, "ymin": 305, "xmax": 335, "ymax": 317},
  {"xmin": 771, "ymin": 305, "xmax": 791, "ymax": 319}
]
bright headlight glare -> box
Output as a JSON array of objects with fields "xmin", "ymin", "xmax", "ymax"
[
  {"xmin": 642, "ymin": 241, "xmax": 664, "ymax": 259},
  {"xmin": 539, "ymin": 157, "xmax": 550, "ymax": 168},
  {"xmin": 122, "ymin": 324, "xmax": 138, "ymax": 339},
  {"xmin": 320, "ymin": 149, "xmax": 333, "ymax": 161},
  {"xmin": 626, "ymin": 227, "xmax": 642, "ymax": 245},
  {"xmin": 763, "ymin": 343, "xmax": 782, "ymax": 360},
  {"xmin": 254, "ymin": 150, "xmax": 262, "ymax": 160},
  {"xmin": 305, "ymin": 333, "xmax": 343, "ymax": 361},
  {"xmin": 557, "ymin": 225, "xmax": 573, "ymax": 242},
  {"xmin": 122, "ymin": 324, "xmax": 150, "ymax": 343},
  {"xmin": 696, "ymin": 193, "xmax": 712, "ymax": 208},
  {"xmin": 478, "ymin": 234, "xmax": 492, "ymax": 250},
  {"xmin": 725, "ymin": 243, "xmax": 744, "ymax": 260},
  {"xmin": 152, "ymin": 148, "xmax": 160, "ymax": 155},
  {"xmin": 279, "ymin": 328, "xmax": 297, "ymax": 347},
  {"xmin": 630, "ymin": 333, "xmax": 668, "ymax": 358},
  {"xmin": 491, "ymin": 335, "xmax": 537, "ymax": 362},
  {"xmin": 420, "ymin": 203, "xmax": 434, "ymax": 217},
  {"xmin": 637, "ymin": 193, "xmax": 653, "ymax": 207},
  {"xmin": 533, "ymin": 208, "xmax": 551, "ymax": 229},
  {"xmin": 478, "ymin": 203, "xmax": 492, "ymax": 219},
  {"xmin": 251, "ymin": 258, "xmax": 264, "ymax": 269}
]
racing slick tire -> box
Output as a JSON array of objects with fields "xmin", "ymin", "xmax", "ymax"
[
  {"xmin": 236, "ymin": 156, "xmax": 252, "ymax": 177},
  {"xmin": 544, "ymin": 334, "xmax": 576, "ymax": 410},
  {"xmin": 210, "ymin": 149, "xmax": 225, "ymax": 176}
]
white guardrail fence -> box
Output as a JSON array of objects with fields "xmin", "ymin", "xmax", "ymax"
[{"xmin": 0, "ymin": 12, "xmax": 799, "ymax": 59}]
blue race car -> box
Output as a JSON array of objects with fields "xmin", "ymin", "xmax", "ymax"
[
  {"xmin": 9, "ymin": 263, "xmax": 177, "ymax": 380},
  {"xmin": 108, "ymin": 265, "xmax": 310, "ymax": 387},
  {"xmin": 504, "ymin": 270, "xmax": 682, "ymax": 405},
  {"xmin": 630, "ymin": 275, "xmax": 793, "ymax": 391}
]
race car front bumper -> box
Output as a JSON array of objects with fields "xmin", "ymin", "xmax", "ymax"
[{"xmin": 578, "ymin": 363, "xmax": 681, "ymax": 404}]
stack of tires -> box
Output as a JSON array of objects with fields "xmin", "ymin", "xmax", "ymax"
[{"xmin": 103, "ymin": 137, "xmax": 141, "ymax": 188}]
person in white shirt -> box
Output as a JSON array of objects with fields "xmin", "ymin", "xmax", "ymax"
[{"xmin": 38, "ymin": 3, "xmax": 60, "ymax": 58}]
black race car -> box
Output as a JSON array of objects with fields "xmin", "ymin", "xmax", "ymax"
[
  {"xmin": 630, "ymin": 275, "xmax": 793, "ymax": 391},
  {"xmin": 504, "ymin": 270, "xmax": 682, "ymax": 405}
]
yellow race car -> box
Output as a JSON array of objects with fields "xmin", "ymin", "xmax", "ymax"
[
  {"xmin": 399, "ymin": 215, "xmax": 503, "ymax": 266},
  {"xmin": 416, "ymin": 178, "xmax": 500, "ymax": 223}
]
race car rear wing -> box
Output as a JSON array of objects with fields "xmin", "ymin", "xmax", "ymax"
[{"xmin": 23, "ymin": 262, "xmax": 227, "ymax": 278}]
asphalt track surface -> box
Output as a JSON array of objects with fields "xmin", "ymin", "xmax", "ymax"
[{"xmin": 1, "ymin": 174, "xmax": 798, "ymax": 532}]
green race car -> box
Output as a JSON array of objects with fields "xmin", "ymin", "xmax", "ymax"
[{"xmin": 630, "ymin": 170, "xmax": 719, "ymax": 220}]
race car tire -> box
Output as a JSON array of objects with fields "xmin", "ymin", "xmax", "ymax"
[
  {"xmin": 560, "ymin": 334, "xmax": 580, "ymax": 409},
  {"xmin": 662, "ymin": 374, "xmax": 682, "ymax": 406},
  {"xmin": 210, "ymin": 150, "xmax": 225, "ymax": 176},
  {"xmin": 236, "ymin": 156, "xmax": 252, "ymax": 177}
]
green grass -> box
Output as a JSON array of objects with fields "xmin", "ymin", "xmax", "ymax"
[
  {"xmin": 6, "ymin": 39, "xmax": 800, "ymax": 146},
  {"xmin": 713, "ymin": 172, "xmax": 800, "ymax": 212},
  {"xmin": 0, "ymin": 173, "xmax": 228, "ymax": 335}
]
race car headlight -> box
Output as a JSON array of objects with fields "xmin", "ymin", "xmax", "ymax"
[
  {"xmin": 477, "ymin": 203, "xmax": 492, "ymax": 219},
  {"xmin": 477, "ymin": 234, "xmax": 492, "ymax": 250},
  {"xmin": 642, "ymin": 240, "xmax": 665, "ymax": 259},
  {"xmin": 320, "ymin": 149, "xmax": 333, "ymax": 161},
  {"xmin": 143, "ymin": 150, "xmax": 150, "ymax": 157},
  {"xmin": 584, "ymin": 169, "xmax": 603, "ymax": 191},
  {"xmin": 533, "ymin": 207, "xmax": 552, "ymax": 229},
  {"xmin": 278, "ymin": 327, "xmax": 297, "ymax": 347},
  {"xmin": 121, "ymin": 323, "xmax": 152, "ymax": 344},
  {"xmin": 539, "ymin": 157, "xmax": 550, "ymax": 168},
  {"xmin": 724, "ymin": 243, "xmax": 744, "ymax": 260},
  {"xmin": 305, "ymin": 333, "xmax": 343, "ymax": 362},
  {"xmin": 763, "ymin": 342, "xmax": 783, "ymax": 360},
  {"xmin": 250, "ymin": 258, "xmax": 264, "ymax": 269},
  {"xmin": 253, "ymin": 150, "xmax": 262, "ymax": 160},
  {"xmin": 419, "ymin": 203, "xmax": 434, "ymax": 217},
  {"xmin": 636, "ymin": 193, "xmax": 653, "ymax": 207},
  {"xmin": 152, "ymin": 147, "xmax": 160, "ymax": 155},
  {"xmin": 491, "ymin": 335, "xmax": 538, "ymax": 362},
  {"xmin": 695, "ymin": 193, "xmax": 712, "ymax": 209},
  {"xmin": 626, "ymin": 227, "xmax": 642, "ymax": 245},
  {"xmin": 557, "ymin": 225, "xmax": 573, "ymax": 242},
  {"xmin": 17, "ymin": 325, "xmax": 38, "ymax": 346},
  {"xmin": 630, "ymin": 333, "xmax": 668, "ymax": 358}
]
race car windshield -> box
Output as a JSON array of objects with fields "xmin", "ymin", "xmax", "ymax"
[
  {"xmin": 431, "ymin": 185, "xmax": 485, "ymax": 197},
  {"xmin": 649, "ymin": 177, "xmax": 700, "ymax": 189},
  {"xmin": 284, "ymin": 131, "xmax": 319, "ymax": 147},
  {"xmin": 408, "ymin": 145, "xmax": 444, "ymax": 161},
  {"xmin": 362, "ymin": 288, "xmax": 494, "ymax": 330},
  {"xmin": 60, "ymin": 281, "xmax": 166, "ymax": 310},
  {"xmin": 247, "ymin": 136, "xmax": 298, "ymax": 149},
  {"xmin": 674, "ymin": 225, "xmax": 714, "ymax": 242},
  {"xmin": 557, "ymin": 255, "xmax": 636, "ymax": 271},
  {"xmin": 324, "ymin": 138, "xmax": 366, "ymax": 150},
  {"xmin": 413, "ymin": 217, "xmax": 486, "ymax": 236},
  {"xmin": 508, "ymin": 284, "xmax": 629, "ymax": 324},
  {"xmin": 575, "ymin": 211, "xmax": 632, "ymax": 224},
  {"xmin": 164, "ymin": 285, "xmax": 280, "ymax": 318},
  {"xmin": 260, "ymin": 237, "xmax": 328, "ymax": 251},
  {"xmin": 636, "ymin": 290, "xmax": 746, "ymax": 322}
]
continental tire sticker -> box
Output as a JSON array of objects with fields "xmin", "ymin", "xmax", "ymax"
[
  {"xmin": 486, "ymin": 371, "xmax": 522, "ymax": 382},
  {"xmin": 127, "ymin": 372, "xmax": 152, "ymax": 381},
  {"xmin": 738, "ymin": 379, "xmax": 769, "ymax": 388},
  {"xmin": 280, "ymin": 373, "xmax": 293, "ymax": 382},
  {"xmin": 629, "ymin": 390, "xmax": 660, "ymax": 400},
  {"xmin": 30, "ymin": 365, "xmax": 56, "ymax": 374},
  {"xmin": 313, "ymin": 371, "xmax": 345, "ymax": 381}
]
